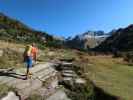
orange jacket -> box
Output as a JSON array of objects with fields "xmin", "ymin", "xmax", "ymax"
[{"xmin": 31, "ymin": 47, "xmax": 38, "ymax": 60}]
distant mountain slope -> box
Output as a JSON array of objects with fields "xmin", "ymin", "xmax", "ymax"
[
  {"xmin": 65, "ymin": 31, "xmax": 110, "ymax": 50},
  {"xmin": 0, "ymin": 13, "xmax": 54, "ymax": 47},
  {"xmin": 95, "ymin": 24, "xmax": 133, "ymax": 52}
]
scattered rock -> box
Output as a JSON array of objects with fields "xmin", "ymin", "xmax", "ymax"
[
  {"xmin": 47, "ymin": 52, "xmax": 55, "ymax": 56},
  {"xmin": 1, "ymin": 91, "xmax": 19, "ymax": 100},
  {"xmin": 0, "ymin": 49, "xmax": 3, "ymax": 57},
  {"xmin": 75, "ymin": 78, "xmax": 86, "ymax": 84},
  {"xmin": 0, "ymin": 62, "xmax": 59, "ymax": 100},
  {"xmin": 46, "ymin": 90, "xmax": 71, "ymax": 100}
]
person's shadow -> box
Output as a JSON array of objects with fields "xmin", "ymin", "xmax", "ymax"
[{"xmin": 0, "ymin": 69, "xmax": 26, "ymax": 80}]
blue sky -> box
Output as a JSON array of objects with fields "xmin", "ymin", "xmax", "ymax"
[{"xmin": 0, "ymin": 0, "xmax": 133, "ymax": 37}]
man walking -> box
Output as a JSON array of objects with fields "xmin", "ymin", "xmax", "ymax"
[{"xmin": 23, "ymin": 43, "xmax": 38, "ymax": 79}]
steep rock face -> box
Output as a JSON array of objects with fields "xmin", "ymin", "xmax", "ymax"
[
  {"xmin": 96, "ymin": 24, "xmax": 133, "ymax": 51},
  {"xmin": 65, "ymin": 31, "xmax": 110, "ymax": 50}
]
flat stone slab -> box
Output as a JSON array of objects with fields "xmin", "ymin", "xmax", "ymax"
[
  {"xmin": 0, "ymin": 62, "xmax": 58, "ymax": 99},
  {"xmin": 61, "ymin": 62, "xmax": 73, "ymax": 65},
  {"xmin": 31, "ymin": 63, "xmax": 54, "ymax": 73},
  {"xmin": 62, "ymin": 73, "xmax": 76, "ymax": 77},
  {"xmin": 63, "ymin": 77, "xmax": 73, "ymax": 81},
  {"xmin": 46, "ymin": 90, "xmax": 71, "ymax": 100},
  {"xmin": 62, "ymin": 70, "xmax": 74, "ymax": 74},
  {"xmin": 0, "ymin": 68, "xmax": 14, "ymax": 72},
  {"xmin": 0, "ymin": 76, "xmax": 15, "ymax": 84},
  {"xmin": 75, "ymin": 78, "xmax": 86, "ymax": 84},
  {"xmin": 19, "ymin": 79, "xmax": 42, "ymax": 97}
]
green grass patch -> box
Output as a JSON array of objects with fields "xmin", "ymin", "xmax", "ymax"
[
  {"xmin": 0, "ymin": 84, "xmax": 16, "ymax": 98},
  {"xmin": 0, "ymin": 48, "xmax": 23, "ymax": 69},
  {"xmin": 26, "ymin": 94, "xmax": 44, "ymax": 100},
  {"xmin": 84, "ymin": 55, "xmax": 133, "ymax": 100}
]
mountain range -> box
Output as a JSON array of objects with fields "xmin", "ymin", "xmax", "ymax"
[
  {"xmin": 1, "ymin": 12, "xmax": 133, "ymax": 52},
  {"xmin": 95, "ymin": 24, "xmax": 133, "ymax": 52},
  {"xmin": 65, "ymin": 30, "xmax": 110, "ymax": 50}
]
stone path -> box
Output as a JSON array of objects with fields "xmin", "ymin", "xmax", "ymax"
[
  {"xmin": 0, "ymin": 62, "xmax": 59, "ymax": 100},
  {"xmin": 58, "ymin": 61, "xmax": 85, "ymax": 84},
  {"xmin": 0, "ymin": 60, "xmax": 85, "ymax": 100},
  {"xmin": 61, "ymin": 62, "xmax": 76, "ymax": 82},
  {"xmin": 46, "ymin": 90, "xmax": 70, "ymax": 100}
]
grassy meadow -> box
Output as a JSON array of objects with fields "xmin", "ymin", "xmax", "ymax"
[
  {"xmin": 81, "ymin": 55, "xmax": 133, "ymax": 100},
  {"xmin": 0, "ymin": 41, "xmax": 133, "ymax": 100}
]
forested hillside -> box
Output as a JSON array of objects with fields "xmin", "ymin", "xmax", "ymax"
[{"xmin": 0, "ymin": 13, "xmax": 57, "ymax": 48}]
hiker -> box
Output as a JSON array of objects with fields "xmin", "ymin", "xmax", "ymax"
[
  {"xmin": 23, "ymin": 43, "xmax": 38, "ymax": 79},
  {"xmin": 23, "ymin": 45, "xmax": 32, "ymax": 79}
]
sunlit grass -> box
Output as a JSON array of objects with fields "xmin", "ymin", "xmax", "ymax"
[
  {"xmin": 0, "ymin": 40, "xmax": 133, "ymax": 99},
  {"xmin": 0, "ymin": 41, "xmax": 27, "ymax": 69},
  {"xmin": 84, "ymin": 55, "xmax": 133, "ymax": 100},
  {"xmin": 0, "ymin": 40, "xmax": 24, "ymax": 49}
]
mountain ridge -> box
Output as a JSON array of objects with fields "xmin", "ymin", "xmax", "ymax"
[
  {"xmin": 65, "ymin": 30, "xmax": 110, "ymax": 50},
  {"xmin": 0, "ymin": 12, "xmax": 55, "ymax": 48},
  {"xmin": 95, "ymin": 24, "xmax": 133, "ymax": 52}
]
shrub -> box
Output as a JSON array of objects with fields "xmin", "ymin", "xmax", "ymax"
[
  {"xmin": 0, "ymin": 84, "xmax": 16, "ymax": 99},
  {"xmin": 65, "ymin": 80, "xmax": 94, "ymax": 100},
  {"xmin": 26, "ymin": 94, "xmax": 44, "ymax": 100},
  {"xmin": 123, "ymin": 52, "xmax": 133, "ymax": 63}
]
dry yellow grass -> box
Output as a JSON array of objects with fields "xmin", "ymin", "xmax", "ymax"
[
  {"xmin": 0, "ymin": 40, "xmax": 133, "ymax": 99},
  {"xmin": 0, "ymin": 41, "xmax": 26, "ymax": 68},
  {"xmin": 83, "ymin": 55, "xmax": 133, "ymax": 100},
  {"xmin": 0, "ymin": 40, "xmax": 24, "ymax": 48},
  {"xmin": 0, "ymin": 40, "xmax": 25, "ymax": 49}
]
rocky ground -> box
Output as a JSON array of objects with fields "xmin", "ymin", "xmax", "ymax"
[
  {"xmin": 0, "ymin": 59, "xmax": 87, "ymax": 100},
  {"xmin": 0, "ymin": 62, "xmax": 59, "ymax": 100}
]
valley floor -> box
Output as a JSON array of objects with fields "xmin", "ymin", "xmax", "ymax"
[
  {"xmin": 84, "ymin": 55, "xmax": 133, "ymax": 100},
  {"xmin": 0, "ymin": 41, "xmax": 133, "ymax": 100}
]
